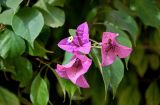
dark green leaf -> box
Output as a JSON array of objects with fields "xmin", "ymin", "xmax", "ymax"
[
  {"xmin": 105, "ymin": 22, "xmax": 132, "ymax": 68},
  {"xmin": 47, "ymin": 0, "xmax": 65, "ymax": 7},
  {"xmin": 136, "ymin": 57, "xmax": 148, "ymax": 77},
  {"xmin": 90, "ymin": 48, "xmax": 124, "ymax": 97},
  {"xmin": 130, "ymin": 0, "xmax": 160, "ymax": 27},
  {"xmin": 104, "ymin": 58, "xmax": 124, "ymax": 96},
  {"xmin": 90, "ymin": 48, "xmax": 108, "ymax": 98},
  {"xmin": 105, "ymin": 21, "xmax": 132, "ymax": 48},
  {"xmin": 87, "ymin": 7, "xmax": 98, "ymax": 23},
  {"xmin": 0, "ymin": 30, "xmax": 25, "ymax": 58},
  {"xmin": 145, "ymin": 82, "xmax": 160, "ymax": 105},
  {"xmin": 34, "ymin": 0, "xmax": 65, "ymax": 28},
  {"xmin": 0, "ymin": 57, "xmax": 6, "ymax": 70},
  {"xmin": 30, "ymin": 74, "xmax": 49, "ymax": 105},
  {"xmin": 27, "ymin": 41, "xmax": 53, "ymax": 57},
  {"xmin": 118, "ymin": 86, "xmax": 141, "ymax": 105},
  {"xmin": 12, "ymin": 7, "xmax": 44, "ymax": 47},
  {"xmin": 0, "ymin": 5, "xmax": 1, "ymax": 12},
  {"xmin": 60, "ymin": 79, "xmax": 78, "ymax": 100},
  {"xmin": 149, "ymin": 54, "xmax": 159, "ymax": 70},
  {"xmin": 0, "ymin": 87, "xmax": 20, "ymax": 105},
  {"xmin": 12, "ymin": 57, "xmax": 33, "ymax": 87},
  {"xmin": 106, "ymin": 10, "xmax": 138, "ymax": 43}
]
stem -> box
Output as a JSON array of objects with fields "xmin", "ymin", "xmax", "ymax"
[
  {"xmin": 49, "ymin": 100, "xmax": 54, "ymax": 105},
  {"xmin": 92, "ymin": 22, "xmax": 105, "ymax": 25},
  {"xmin": 36, "ymin": 59, "xmax": 58, "ymax": 78},
  {"xmin": 89, "ymin": 39, "xmax": 100, "ymax": 45},
  {"xmin": 26, "ymin": 0, "xmax": 30, "ymax": 6},
  {"xmin": 91, "ymin": 46, "xmax": 102, "ymax": 49}
]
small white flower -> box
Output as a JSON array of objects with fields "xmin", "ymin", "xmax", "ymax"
[{"xmin": 67, "ymin": 36, "xmax": 74, "ymax": 42}]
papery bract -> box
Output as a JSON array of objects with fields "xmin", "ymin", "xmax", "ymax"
[
  {"xmin": 101, "ymin": 32, "xmax": 132, "ymax": 67},
  {"xmin": 76, "ymin": 22, "xmax": 89, "ymax": 39},
  {"xmin": 56, "ymin": 53, "xmax": 92, "ymax": 88},
  {"xmin": 58, "ymin": 22, "xmax": 91, "ymax": 54}
]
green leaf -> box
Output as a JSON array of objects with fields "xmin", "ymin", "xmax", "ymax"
[
  {"xmin": 145, "ymin": 82, "xmax": 160, "ymax": 105},
  {"xmin": 0, "ymin": 57, "xmax": 5, "ymax": 70},
  {"xmin": 57, "ymin": 51, "xmax": 79, "ymax": 102},
  {"xmin": 137, "ymin": 56, "xmax": 148, "ymax": 77},
  {"xmin": 130, "ymin": 0, "xmax": 160, "ymax": 27},
  {"xmin": 34, "ymin": 0, "xmax": 65, "ymax": 28},
  {"xmin": 30, "ymin": 74, "xmax": 49, "ymax": 105},
  {"xmin": 0, "ymin": 87, "xmax": 20, "ymax": 105},
  {"xmin": 90, "ymin": 48, "xmax": 124, "ymax": 97},
  {"xmin": 87, "ymin": 7, "xmax": 98, "ymax": 23},
  {"xmin": 90, "ymin": 48, "xmax": 109, "ymax": 99},
  {"xmin": 6, "ymin": 0, "xmax": 22, "ymax": 10},
  {"xmin": 11, "ymin": 57, "xmax": 33, "ymax": 87},
  {"xmin": 149, "ymin": 54, "xmax": 159, "ymax": 70},
  {"xmin": 0, "ymin": 5, "xmax": 1, "ymax": 12},
  {"xmin": 105, "ymin": 21, "xmax": 132, "ymax": 48},
  {"xmin": 113, "ymin": 0, "xmax": 133, "ymax": 15},
  {"xmin": 105, "ymin": 22, "xmax": 132, "ymax": 68},
  {"xmin": 106, "ymin": 10, "xmax": 138, "ymax": 43},
  {"xmin": 69, "ymin": 29, "xmax": 76, "ymax": 36},
  {"xmin": 104, "ymin": 58, "xmax": 124, "ymax": 96},
  {"xmin": 62, "ymin": 52, "xmax": 73, "ymax": 65},
  {"xmin": 27, "ymin": 41, "xmax": 53, "ymax": 57},
  {"xmin": 12, "ymin": 7, "xmax": 44, "ymax": 47},
  {"xmin": 0, "ymin": 9, "xmax": 14, "ymax": 25},
  {"xmin": 54, "ymin": 51, "xmax": 79, "ymax": 103},
  {"xmin": 0, "ymin": 30, "xmax": 25, "ymax": 58},
  {"xmin": 59, "ymin": 79, "xmax": 78, "ymax": 101},
  {"xmin": 47, "ymin": 0, "xmax": 66, "ymax": 7},
  {"xmin": 0, "ymin": 58, "xmax": 15, "ymax": 74},
  {"xmin": 118, "ymin": 86, "xmax": 141, "ymax": 105},
  {"xmin": 130, "ymin": 47, "xmax": 144, "ymax": 66}
]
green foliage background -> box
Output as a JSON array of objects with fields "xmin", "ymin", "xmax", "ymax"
[{"xmin": 0, "ymin": 0, "xmax": 160, "ymax": 105}]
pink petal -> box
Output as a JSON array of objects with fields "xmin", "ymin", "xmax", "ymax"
[
  {"xmin": 66, "ymin": 54, "xmax": 92, "ymax": 84},
  {"xmin": 102, "ymin": 32, "xmax": 118, "ymax": 43},
  {"xmin": 75, "ymin": 76, "xmax": 90, "ymax": 88},
  {"xmin": 55, "ymin": 58, "xmax": 77, "ymax": 79},
  {"xmin": 101, "ymin": 44, "xmax": 117, "ymax": 66},
  {"xmin": 56, "ymin": 64, "xmax": 68, "ymax": 79},
  {"xmin": 78, "ymin": 42, "xmax": 91, "ymax": 54},
  {"xmin": 58, "ymin": 38, "xmax": 76, "ymax": 53},
  {"xmin": 77, "ymin": 22, "xmax": 89, "ymax": 39},
  {"xmin": 63, "ymin": 58, "xmax": 77, "ymax": 68},
  {"xmin": 56, "ymin": 70, "xmax": 68, "ymax": 79},
  {"xmin": 116, "ymin": 44, "xmax": 132, "ymax": 58}
]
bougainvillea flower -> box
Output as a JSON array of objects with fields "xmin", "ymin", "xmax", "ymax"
[
  {"xmin": 101, "ymin": 32, "xmax": 132, "ymax": 67},
  {"xmin": 58, "ymin": 22, "xmax": 91, "ymax": 54},
  {"xmin": 76, "ymin": 22, "xmax": 89, "ymax": 39},
  {"xmin": 56, "ymin": 53, "xmax": 92, "ymax": 88}
]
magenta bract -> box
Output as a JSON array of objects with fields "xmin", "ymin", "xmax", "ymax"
[
  {"xmin": 56, "ymin": 53, "xmax": 92, "ymax": 88},
  {"xmin": 58, "ymin": 22, "xmax": 91, "ymax": 54},
  {"xmin": 101, "ymin": 32, "xmax": 132, "ymax": 66}
]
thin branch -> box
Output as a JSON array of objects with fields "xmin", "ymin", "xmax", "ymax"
[
  {"xmin": 26, "ymin": 0, "xmax": 30, "ymax": 6},
  {"xmin": 89, "ymin": 39, "xmax": 101, "ymax": 45},
  {"xmin": 91, "ymin": 46, "xmax": 102, "ymax": 49}
]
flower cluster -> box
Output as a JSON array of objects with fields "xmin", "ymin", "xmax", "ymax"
[{"xmin": 56, "ymin": 22, "xmax": 132, "ymax": 88}]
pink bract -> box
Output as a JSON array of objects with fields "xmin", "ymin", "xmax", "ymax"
[
  {"xmin": 101, "ymin": 32, "xmax": 132, "ymax": 67},
  {"xmin": 56, "ymin": 53, "xmax": 92, "ymax": 88},
  {"xmin": 58, "ymin": 22, "xmax": 91, "ymax": 54}
]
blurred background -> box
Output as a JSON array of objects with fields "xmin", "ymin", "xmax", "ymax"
[{"xmin": 0, "ymin": 0, "xmax": 160, "ymax": 105}]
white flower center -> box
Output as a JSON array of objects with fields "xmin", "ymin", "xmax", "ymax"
[{"xmin": 67, "ymin": 36, "xmax": 74, "ymax": 42}]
